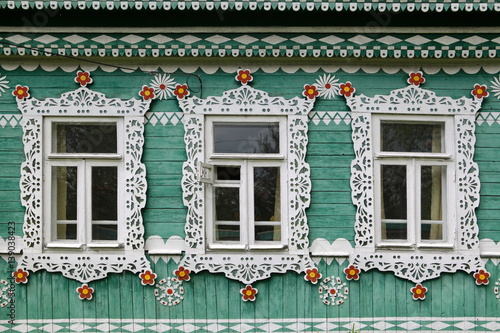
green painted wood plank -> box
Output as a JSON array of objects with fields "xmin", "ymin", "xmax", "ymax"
[
  {"xmin": 142, "ymin": 208, "xmax": 187, "ymax": 223},
  {"xmin": 227, "ymin": 278, "xmax": 241, "ymax": 327},
  {"xmin": 119, "ymin": 273, "xmax": 134, "ymax": 328},
  {"xmin": 268, "ymin": 273, "xmax": 282, "ymax": 331},
  {"xmin": 213, "ymin": 270, "xmax": 229, "ymax": 332}
]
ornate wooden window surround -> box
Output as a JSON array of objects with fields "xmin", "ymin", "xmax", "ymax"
[
  {"xmin": 178, "ymin": 82, "xmax": 317, "ymax": 285},
  {"xmin": 344, "ymin": 80, "xmax": 487, "ymax": 283},
  {"xmin": 16, "ymin": 84, "xmax": 152, "ymax": 283}
]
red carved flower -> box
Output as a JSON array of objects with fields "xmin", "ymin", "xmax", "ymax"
[
  {"xmin": 411, "ymin": 284, "xmax": 427, "ymax": 300},
  {"xmin": 139, "ymin": 86, "xmax": 155, "ymax": 100},
  {"xmin": 407, "ymin": 72, "xmax": 425, "ymax": 86},
  {"xmin": 236, "ymin": 69, "xmax": 253, "ymax": 85},
  {"xmin": 13, "ymin": 268, "xmax": 29, "ymax": 284},
  {"xmin": 472, "ymin": 84, "xmax": 488, "ymax": 99},
  {"xmin": 240, "ymin": 285, "xmax": 258, "ymax": 302},
  {"xmin": 304, "ymin": 268, "xmax": 322, "ymax": 284},
  {"xmin": 12, "ymin": 85, "xmax": 30, "ymax": 100},
  {"xmin": 140, "ymin": 270, "xmax": 157, "ymax": 286},
  {"xmin": 174, "ymin": 266, "xmax": 191, "ymax": 282},
  {"xmin": 75, "ymin": 71, "xmax": 93, "ymax": 87},
  {"xmin": 339, "ymin": 82, "xmax": 355, "ymax": 97},
  {"xmin": 77, "ymin": 284, "xmax": 94, "ymax": 300},
  {"xmin": 344, "ymin": 265, "xmax": 360, "ymax": 281},
  {"xmin": 303, "ymin": 85, "xmax": 319, "ymax": 100},
  {"xmin": 174, "ymin": 84, "xmax": 190, "ymax": 99},
  {"xmin": 474, "ymin": 269, "xmax": 490, "ymax": 285}
]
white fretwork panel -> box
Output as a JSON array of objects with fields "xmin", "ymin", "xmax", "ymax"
[
  {"xmin": 16, "ymin": 86, "xmax": 152, "ymax": 283},
  {"xmin": 178, "ymin": 84, "xmax": 316, "ymax": 284},
  {"xmin": 346, "ymin": 84, "xmax": 485, "ymax": 283}
]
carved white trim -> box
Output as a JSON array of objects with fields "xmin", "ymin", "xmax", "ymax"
[
  {"xmin": 181, "ymin": 254, "xmax": 316, "ymax": 285},
  {"xmin": 178, "ymin": 84, "xmax": 316, "ymax": 284},
  {"xmin": 16, "ymin": 86, "xmax": 152, "ymax": 283},
  {"xmin": 346, "ymin": 84, "xmax": 486, "ymax": 284}
]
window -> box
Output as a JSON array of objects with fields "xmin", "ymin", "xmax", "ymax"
[
  {"xmin": 373, "ymin": 116, "xmax": 455, "ymax": 248},
  {"xmin": 345, "ymin": 82, "xmax": 485, "ymax": 283},
  {"xmin": 44, "ymin": 118, "xmax": 123, "ymax": 248},
  {"xmin": 17, "ymin": 84, "xmax": 152, "ymax": 283},
  {"xmin": 179, "ymin": 83, "xmax": 316, "ymax": 285},
  {"xmin": 204, "ymin": 117, "xmax": 286, "ymax": 250}
]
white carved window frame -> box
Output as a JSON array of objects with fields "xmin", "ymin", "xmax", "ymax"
[
  {"xmin": 345, "ymin": 84, "xmax": 486, "ymax": 284},
  {"xmin": 16, "ymin": 86, "xmax": 152, "ymax": 283},
  {"xmin": 178, "ymin": 85, "xmax": 317, "ymax": 284}
]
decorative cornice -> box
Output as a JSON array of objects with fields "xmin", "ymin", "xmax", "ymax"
[
  {"xmin": 1, "ymin": 32, "xmax": 500, "ymax": 59},
  {"xmin": 1, "ymin": 0, "xmax": 499, "ymax": 12}
]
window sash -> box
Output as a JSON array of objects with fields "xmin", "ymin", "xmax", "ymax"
[
  {"xmin": 44, "ymin": 117, "xmax": 124, "ymax": 249},
  {"xmin": 375, "ymin": 158, "xmax": 454, "ymax": 248},
  {"xmin": 206, "ymin": 159, "xmax": 286, "ymax": 249}
]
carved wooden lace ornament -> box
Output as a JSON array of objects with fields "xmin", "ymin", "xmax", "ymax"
[
  {"xmin": 342, "ymin": 72, "xmax": 489, "ymax": 296},
  {"xmin": 178, "ymin": 70, "xmax": 318, "ymax": 289},
  {"xmin": 15, "ymin": 72, "xmax": 152, "ymax": 287}
]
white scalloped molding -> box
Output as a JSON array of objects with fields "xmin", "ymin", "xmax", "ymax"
[
  {"xmin": 345, "ymin": 84, "xmax": 486, "ymax": 284},
  {"xmin": 178, "ymin": 84, "xmax": 316, "ymax": 285},
  {"xmin": 2, "ymin": 63, "xmax": 500, "ymax": 75},
  {"xmin": 16, "ymin": 86, "xmax": 152, "ymax": 283}
]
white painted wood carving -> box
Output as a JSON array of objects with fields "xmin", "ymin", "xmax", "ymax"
[
  {"xmin": 16, "ymin": 84, "xmax": 151, "ymax": 283},
  {"xmin": 345, "ymin": 78, "xmax": 486, "ymax": 284},
  {"xmin": 178, "ymin": 79, "xmax": 316, "ymax": 284}
]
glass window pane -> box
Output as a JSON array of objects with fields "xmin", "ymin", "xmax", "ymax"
[
  {"xmin": 57, "ymin": 224, "xmax": 77, "ymax": 240},
  {"xmin": 381, "ymin": 123, "xmax": 442, "ymax": 153},
  {"xmin": 381, "ymin": 165, "xmax": 407, "ymax": 220},
  {"xmin": 216, "ymin": 166, "xmax": 240, "ymax": 181},
  {"xmin": 55, "ymin": 123, "xmax": 117, "ymax": 153},
  {"xmin": 213, "ymin": 123, "xmax": 279, "ymax": 154},
  {"xmin": 421, "ymin": 224, "xmax": 443, "ymax": 241},
  {"xmin": 255, "ymin": 225, "xmax": 281, "ymax": 242},
  {"xmin": 215, "ymin": 187, "xmax": 240, "ymax": 221},
  {"xmin": 92, "ymin": 167, "xmax": 117, "ymax": 221},
  {"xmin": 421, "ymin": 165, "xmax": 443, "ymax": 221},
  {"xmin": 215, "ymin": 224, "xmax": 240, "ymax": 241},
  {"xmin": 254, "ymin": 167, "xmax": 280, "ymax": 222},
  {"xmin": 55, "ymin": 166, "xmax": 77, "ymax": 221},
  {"xmin": 92, "ymin": 225, "xmax": 118, "ymax": 241},
  {"xmin": 382, "ymin": 222, "xmax": 407, "ymax": 240}
]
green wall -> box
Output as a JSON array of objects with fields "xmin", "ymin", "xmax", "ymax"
[{"xmin": 0, "ymin": 66, "xmax": 499, "ymax": 332}]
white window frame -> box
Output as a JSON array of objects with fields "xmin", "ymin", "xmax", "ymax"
[
  {"xmin": 43, "ymin": 117, "xmax": 124, "ymax": 249},
  {"xmin": 178, "ymin": 84, "xmax": 317, "ymax": 285},
  {"xmin": 205, "ymin": 116, "xmax": 288, "ymax": 251},
  {"xmin": 344, "ymin": 83, "xmax": 486, "ymax": 284},
  {"xmin": 372, "ymin": 115, "xmax": 456, "ymax": 249},
  {"xmin": 16, "ymin": 85, "xmax": 152, "ymax": 283}
]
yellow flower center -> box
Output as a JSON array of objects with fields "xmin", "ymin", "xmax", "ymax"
[
  {"xmin": 241, "ymin": 74, "xmax": 248, "ymax": 79},
  {"xmin": 309, "ymin": 272, "xmax": 316, "ymax": 278},
  {"xmin": 17, "ymin": 89, "xmax": 24, "ymax": 95},
  {"xmin": 178, "ymin": 88, "xmax": 185, "ymax": 94},
  {"xmin": 144, "ymin": 274, "xmax": 151, "ymax": 280},
  {"xmin": 308, "ymin": 89, "xmax": 315, "ymax": 95},
  {"xmin": 144, "ymin": 90, "xmax": 151, "ymax": 96},
  {"xmin": 82, "ymin": 289, "xmax": 89, "ymax": 295},
  {"xmin": 477, "ymin": 89, "xmax": 483, "ymax": 95},
  {"xmin": 479, "ymin": 274, "xmax": 485, "ymax": 280},
  {"xmin": 179, "ymin": 271, "xmax": 185, "ymax": 277},
  {"xmin": 349, "ymin": 269, "xmax": 356, "ymax": 276},
  {"xmin": 416, "ymin": 289, "xmax": 422, "ymax": 295},
  {"xmin": 80, "ymin": 75, "xmax": 87, "ymax": 81},
  {"xmin": 246, "ymin": 290, "xmax": 253, "ymax": 296},
  {"xmin": 344, "ymin": 87, "xmax": 351, "ymax": 92},
  {"xmin": 17, "ymin": 273, "xmax": 23, "ymax": 278},
  {"xmin": 413, "ymin": 76, "xmax": 420, "ymax": 81}
]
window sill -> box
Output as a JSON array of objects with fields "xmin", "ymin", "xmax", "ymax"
[{"xmin": 45, "ymin": 242, "xmax": 83, "ymax": 249}]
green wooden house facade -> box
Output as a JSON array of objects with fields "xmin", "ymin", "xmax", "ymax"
[{"xmin": 0, "ymin": 1, "xmax": 500, "ymax": 332}]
